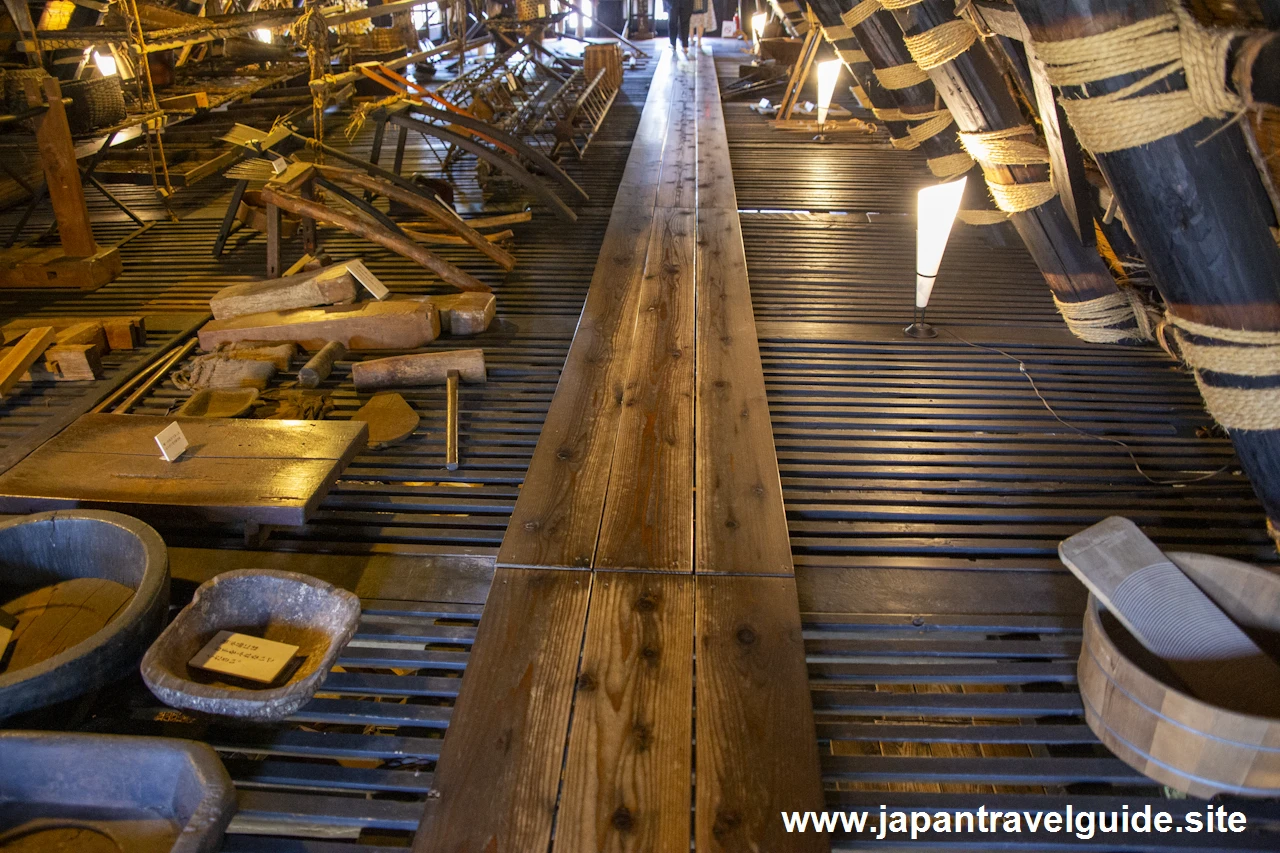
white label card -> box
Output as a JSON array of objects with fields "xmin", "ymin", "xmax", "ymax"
[
  {"xmin": 270, "ymin": 155, "xmax": 289, "ymax": 175},
  {"xmin": 189, "ymin": 630, "xmax": 301, "ymax": 684},
  {"xmin": 155, "ymin": 422, "xmax": 188, "ymax": 462},
  {"xmin": 345, "ymin": 259, "xmax": 390, "ymax": 300}
]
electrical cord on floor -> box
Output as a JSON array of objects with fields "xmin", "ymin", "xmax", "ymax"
[{"xmin": 941, "ymin": 329, "xmax": 1236, "ymax": 486}]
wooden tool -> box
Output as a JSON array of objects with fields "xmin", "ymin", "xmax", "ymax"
[
  {"xmin": 198, "ymin": 301, "xmax": 440, "ymax": 352},
  {"xmin": 209, "ymin": 265, "xmax": 359, "ymax": 320},
  {"xmin": 299, "ymin": 341, "xmax": 346, "ymax": 388},
  {"xmin": 1060, "ymin": 516, "xmax": 1280, "ymax": 717},
  {"xmin": 350, "ymin": 349, "xmax": 485, "ymax": 468},
  {"xmin": 0, "ymin": 327, "xmax": 55, "ymax": 397}
]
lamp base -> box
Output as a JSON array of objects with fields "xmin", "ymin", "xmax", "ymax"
[
  {"xmin": 904, "ymin": 321, "xmax": 937, "ymax": 339},
  {"xmin": 812, "ymin": 133, "xmax": 831, "ymax": 144}
]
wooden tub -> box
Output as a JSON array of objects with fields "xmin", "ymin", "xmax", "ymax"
[{"xmin": 1079, "ymin": 551, "xmax": 1280, "ymax": 797}]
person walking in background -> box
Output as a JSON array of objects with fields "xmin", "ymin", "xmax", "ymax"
[
  {"xmin": 665, "ymin": 0, "xmax": 694, "ymax": 57},
  {"xmin": 690, "ymin": 0, "xmax": 717, "ymax": 52}
]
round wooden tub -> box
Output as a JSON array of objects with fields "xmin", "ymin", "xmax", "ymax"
[{"xmin": 1079, "ymin": 551, "xmax": 1280, "ymax": 797}]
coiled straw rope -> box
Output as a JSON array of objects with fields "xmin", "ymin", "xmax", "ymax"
[
  {"xmin": 903, "ymin": 19, "xmax": 978, "ymax": 70},
  {"xmin": 927, "ymin": 151, "xmax": 975, "ymax": 180},
  {"xmin": 878, "ymin": 0, "xmax": 925, "ymax": 8},
  {"xmin": 838, "ymin": 48, "xmax": 870, "ymax": 64},
  {"xmin": 958, "ymin": 208, "xmax": 1009, "ymax": 226},
  {"xmin": 842, "ymin": 0, "xmax": 881, "ymax": 28},
  {"xmin": 1033, "ymin": 9, "xmax": 1243, "ymax": 155},
  {"xmin": 824, "ymin": 24, "xmax": 854, "ymax": 41},
  {"xmin": 875, "ymin": 61, "xmax": 930, "ymax": 89},
  {"xmin": 958, "ymin": 125, "xmax": 1051, "ymax": 165},
  {"xmin": 1168, "ymin": 315, "xmax": 1280, "ymax": 431},
  {"xmin": 988, "ymin": 181, "xmax": 1057, "ymax": 214},
  {"xmin": 1052, "ymin": 290, "xmax": 1157, "ymax": 345},
  {"xmin": 958, "ymin": 125, "xmax": 1055, "ymax": 213}
]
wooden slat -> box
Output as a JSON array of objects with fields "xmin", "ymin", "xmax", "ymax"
[
  {"xmin": 553, "ymin": 573, "xmax": 694, "ymax": 853},
  {"xmin": 412, "ymin": 568, "xmax": 592, "ymax": 853},
  {"xmin": 695, "ymin": 576, "xmax": 828, "ymax": 852},
  {"xmin": 594, "ymin": 207, "xmax": 696, "ymax": 571}
]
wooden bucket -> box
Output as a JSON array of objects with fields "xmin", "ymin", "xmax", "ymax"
[
  {"xmin": 1079, "ymin": 551, "xmax": 1280, "ymax": 797},
  {"xmin": 584, "ymin": 41, "xmax": 623, "ymax": 93}
]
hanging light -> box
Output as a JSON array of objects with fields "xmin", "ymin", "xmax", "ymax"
[
  {"xmin": 254, "ymin": 28, "xmax": 273, "ymax": 44},
  {"xmin": 813, "ymin": 58, "xmax": 841, "ymax": 141},
  {"xmin": 93, "ymin": 51, "xmax": 117, "ymax": 77},
  {"xmin": 906, "ymin": 176, "xmax": 968, "ymax": 339}
]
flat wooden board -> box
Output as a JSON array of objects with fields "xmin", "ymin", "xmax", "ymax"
[
  {"xmin": 0, "ymin": 414, "xmax": 367, "ymax": 526},
  {"xmin": 594, "ymin": 207, "xmax": 696, "ymax": 572},
  {"xmin": 695, "ymin": 209, "xmax": 793, "ymax": 576},
  {"xmin": 695, "ymin": 576, "xmax": 828, "ymax": 852},
  {"xmin": 197, "ymin": 300, "xmax": 439, "ymax": 352},
  {"xmin": 553, "ymin": 573, "xmax": 694, "ymax": 853},
  {"xmin": 0, "ymin": 578, "xmax": 134, "ymax": 674},
  {"xmin": 414, "ymin": 568, "xmax": 592, "ymax": 853}
]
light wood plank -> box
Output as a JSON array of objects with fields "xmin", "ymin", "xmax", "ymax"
[
  {"xmin": 695, "ymin": 211, "xmax": 793, "ymax": 576},
  {"xmin": 553, "ymin": 573, "xmax": 694, "ymax": 853},
  {"xmin": 595, "ymin": 207, "xmax": 696, "ymax": 572},
  {"xmin": 695, "ymin": 576, "xmax": 828, "ymax": 852},
  {"xmin": 413, "ymin": 569, "xmax": 592, "ymax": 853}
]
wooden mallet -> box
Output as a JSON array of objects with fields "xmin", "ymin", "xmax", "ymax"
[{"xmin": 351, "ymin": 348, "xmax": 486, "ymax": 469}]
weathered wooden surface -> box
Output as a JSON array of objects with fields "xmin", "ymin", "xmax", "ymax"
[
  {"xmin": 429, "ymin": 293, "xmax": 496, "ymax": 336},
  {"xmin": 695, "ymin": 575, "xmax": 829, "ymax": 852},
  {"xmin": 553, "ymin": 573, "xmax": 694, "ymax": 853},
  {"xmin": 0, "ymin": 414, "xmax": 367, "ymax": 525},
  {"xmin": 497, "ymin": 55, "xmax": 676, "ymax": 570},
  {"xmin": 198, "ymin": 300, "xmax": 439, "ymax": 352},
  {"xmin": 594, "ymin": 206, "xmax": 696, "ymax": 572},
  {"xmin": 0, "ymin": 578, "xmax": 135, "ymax": 674},
  {"xmin": 210, "ymin": 266, "xmax": 360, "ymax": 320},
  {"xmin": 413, "ymin": 569, "xmax": 592, "ymax": 853},
  {"xmin": 351, "ymin": 393, "xmax": 420, "ymax": 450},
  {"xmin": 0, "ymin": 327, "xmax": 55, "ymax": 397},
  {"xmin": 351, "ymin": 348, "xmax": 486, "ymax": 391},
  {"xmin": 2, "ymin": 316, "xmax": 143, "ymax": 350}
]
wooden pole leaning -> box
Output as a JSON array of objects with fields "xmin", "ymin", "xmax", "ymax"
[
  {"xmin": 881, "ymin": 1, "xmax": 1135, "ymax": 343},
  {"xmin": 1013, "ymin": 0, "xmax": 1280, "ymax": 534}
]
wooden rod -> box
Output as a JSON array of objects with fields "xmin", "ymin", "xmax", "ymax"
[
  {"xmin": 260, "ymin": 187, "xmax": 491, "ymax": 293},
  {"xmin": 446, "ymin": 368, "xmax": 459, "ymax": 470}
]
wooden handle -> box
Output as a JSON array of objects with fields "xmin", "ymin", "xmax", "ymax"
[
  {"xmin": 299, "ymin": 341, "xmax": 347, "ymax": 389},
  {"xmin": 446, "ymin": 369, "xmax": 460, "ymax": 471}
]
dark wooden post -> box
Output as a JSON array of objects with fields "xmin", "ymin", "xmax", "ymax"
[
  {"xmin": 882, "ymin": 0, "xmax": 1134, "ymax": 341},
  {"xmin": 27, "ymin": 78, "xmax": 97, "ymax": 259},
  {"xmin": 1013, "ymin": 0, "xmax": 1280, "ymax": 535}
]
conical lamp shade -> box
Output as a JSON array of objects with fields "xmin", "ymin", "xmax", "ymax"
[
  {"xmin": 815, "ymin": 59, "xmax": 841, "ymax": 126},
  {"xmin": 915, "ymin": 177, "xmax": 967, "ymax": 309}
]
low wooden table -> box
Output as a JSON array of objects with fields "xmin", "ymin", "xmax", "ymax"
[{"xmin": 0, "ymin": 414, "xmax": 367, "ymax": 527}]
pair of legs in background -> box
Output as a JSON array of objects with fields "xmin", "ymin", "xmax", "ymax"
[{"xmin": 669, "ymin": 1, "xmax": 693, "ymax": 53}]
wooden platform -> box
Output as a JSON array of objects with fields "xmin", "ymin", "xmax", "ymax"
[{"xmin": 416, "ymin": 50, "xmax": 828, "ymax": 852}]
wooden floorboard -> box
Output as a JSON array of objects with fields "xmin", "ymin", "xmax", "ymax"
[
  {"xmin": 412, "ymin": 568, "xmax": 592, "ymax": 853},
  {"xmin": 553, "ymin": 573, "xmax": 694, "ymax": 853},
  {"xmin": 497, "ymin": 55, "xmax": 677, "ymax": 570},
  {"xmin": 694, "ymin": 575, "xmax": 829, "ymax": 852}
]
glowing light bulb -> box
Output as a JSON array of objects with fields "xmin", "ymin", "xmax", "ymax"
[
  {"xmin": 751, "ymin": 13, "xmax": 767, "ymax": 43},
  {"xmin": 815, "ymin": 58, "xmax": 840, "ymax": 127},
  {"xmin": 906, "ymin": 176, "xmax": 967, "ymax": 338},
  {"xmin": 255, "ymin": 29, "xmax": 273, "ymax": 44}
]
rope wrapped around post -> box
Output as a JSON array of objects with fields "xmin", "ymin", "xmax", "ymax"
[
  {"xmin": 1169, "ymin": 315, "xmax": 1280, "ymax": 432},
  {"xmin": 842, "ymin": 0, "xmax": 882, "ymax": 29},
  {"xmin": 874, "ymin": 61, "xmax": 930, "ymax": 89},
  {"xmin": 903, "ymin": 18, "xmax": 979, "ymax": 70},
  {"xmin": 1052, "ymin": 289, "xmax": 1159, "ymax": 345},
  {"xmin": 957, "ymin": 125, "xmax": 1057, "ymax": 214},
  {"xmin": 1031, "ymin": 8, "xmax": 1262, "ymax": 155}
]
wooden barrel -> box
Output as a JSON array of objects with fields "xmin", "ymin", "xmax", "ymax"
[{"xmin": 1079, "ymin": 551, "xmax": 1280, "ymax": 798}]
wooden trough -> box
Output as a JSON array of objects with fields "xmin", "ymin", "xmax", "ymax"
[{"xmin": 1079, "ymin": 551, "xmax": 1280, "ymax": 798}]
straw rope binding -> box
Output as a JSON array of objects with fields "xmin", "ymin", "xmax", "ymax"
[
  {"xmin": 824, "ymin": 24, "xmax": 854, "ymax": 41},
  {"xmin": 878, "ymin": 0, "xmax": 925, "ymax": 8},
  {"xmin": 988, "ymin": 180, "xmax": 1057, "ymax": 213},
  {"xmin": 874, "ymin": 61, "xmax": 930, "ymax": 89},
  {"xmin": 1032, "ymin": 9, "xmax": 1245, "ymax": 155},
  {"xmin": 905, "ymin": 110, "xmax": 955, "ymax": 145},
  {"xmin": 1169, "ymin": 315, "xmax": 1280, "ymax": 431},
  {"xmin": 958, "ymin": 125, "xmax": 1051, "ymax": 165},
  {"xmin": 903, "ymin": 19, "xmax": 978, "ymax": 70},
  {"xmin": 1053, "ymin": 289, "xmax": 1154, "ymax": 344},
  {"xmin": 839, "ymin": 48, "xmax": 870, "ymax": 64},
  {"xmin": 927, "ymin": 151, "xmax": 975, "ymax": 180},
  {"xmin": 842, "ymin": 0, "xmax": 881, "ymax": 28},
  {"xmin": 958, "ymin": 208, "xmax": 1010, "ymax": 226}
]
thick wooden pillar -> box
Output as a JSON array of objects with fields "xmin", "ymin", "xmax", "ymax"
[
  {"xmin": 884, "ymin": 1, "xmax": 1133, "ymax": 336},
  {"xmin": 1013, "ymin": 0, "xmax": 1280, "ymax": 533},
  {"xmin": 29, "ymin": 77, "xmax": 96, "ymax": 259}
]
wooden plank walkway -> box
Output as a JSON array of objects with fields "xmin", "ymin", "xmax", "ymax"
[{"xmin": 415, "ymin": 49, "xmax": 827, "ymax": 852}]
